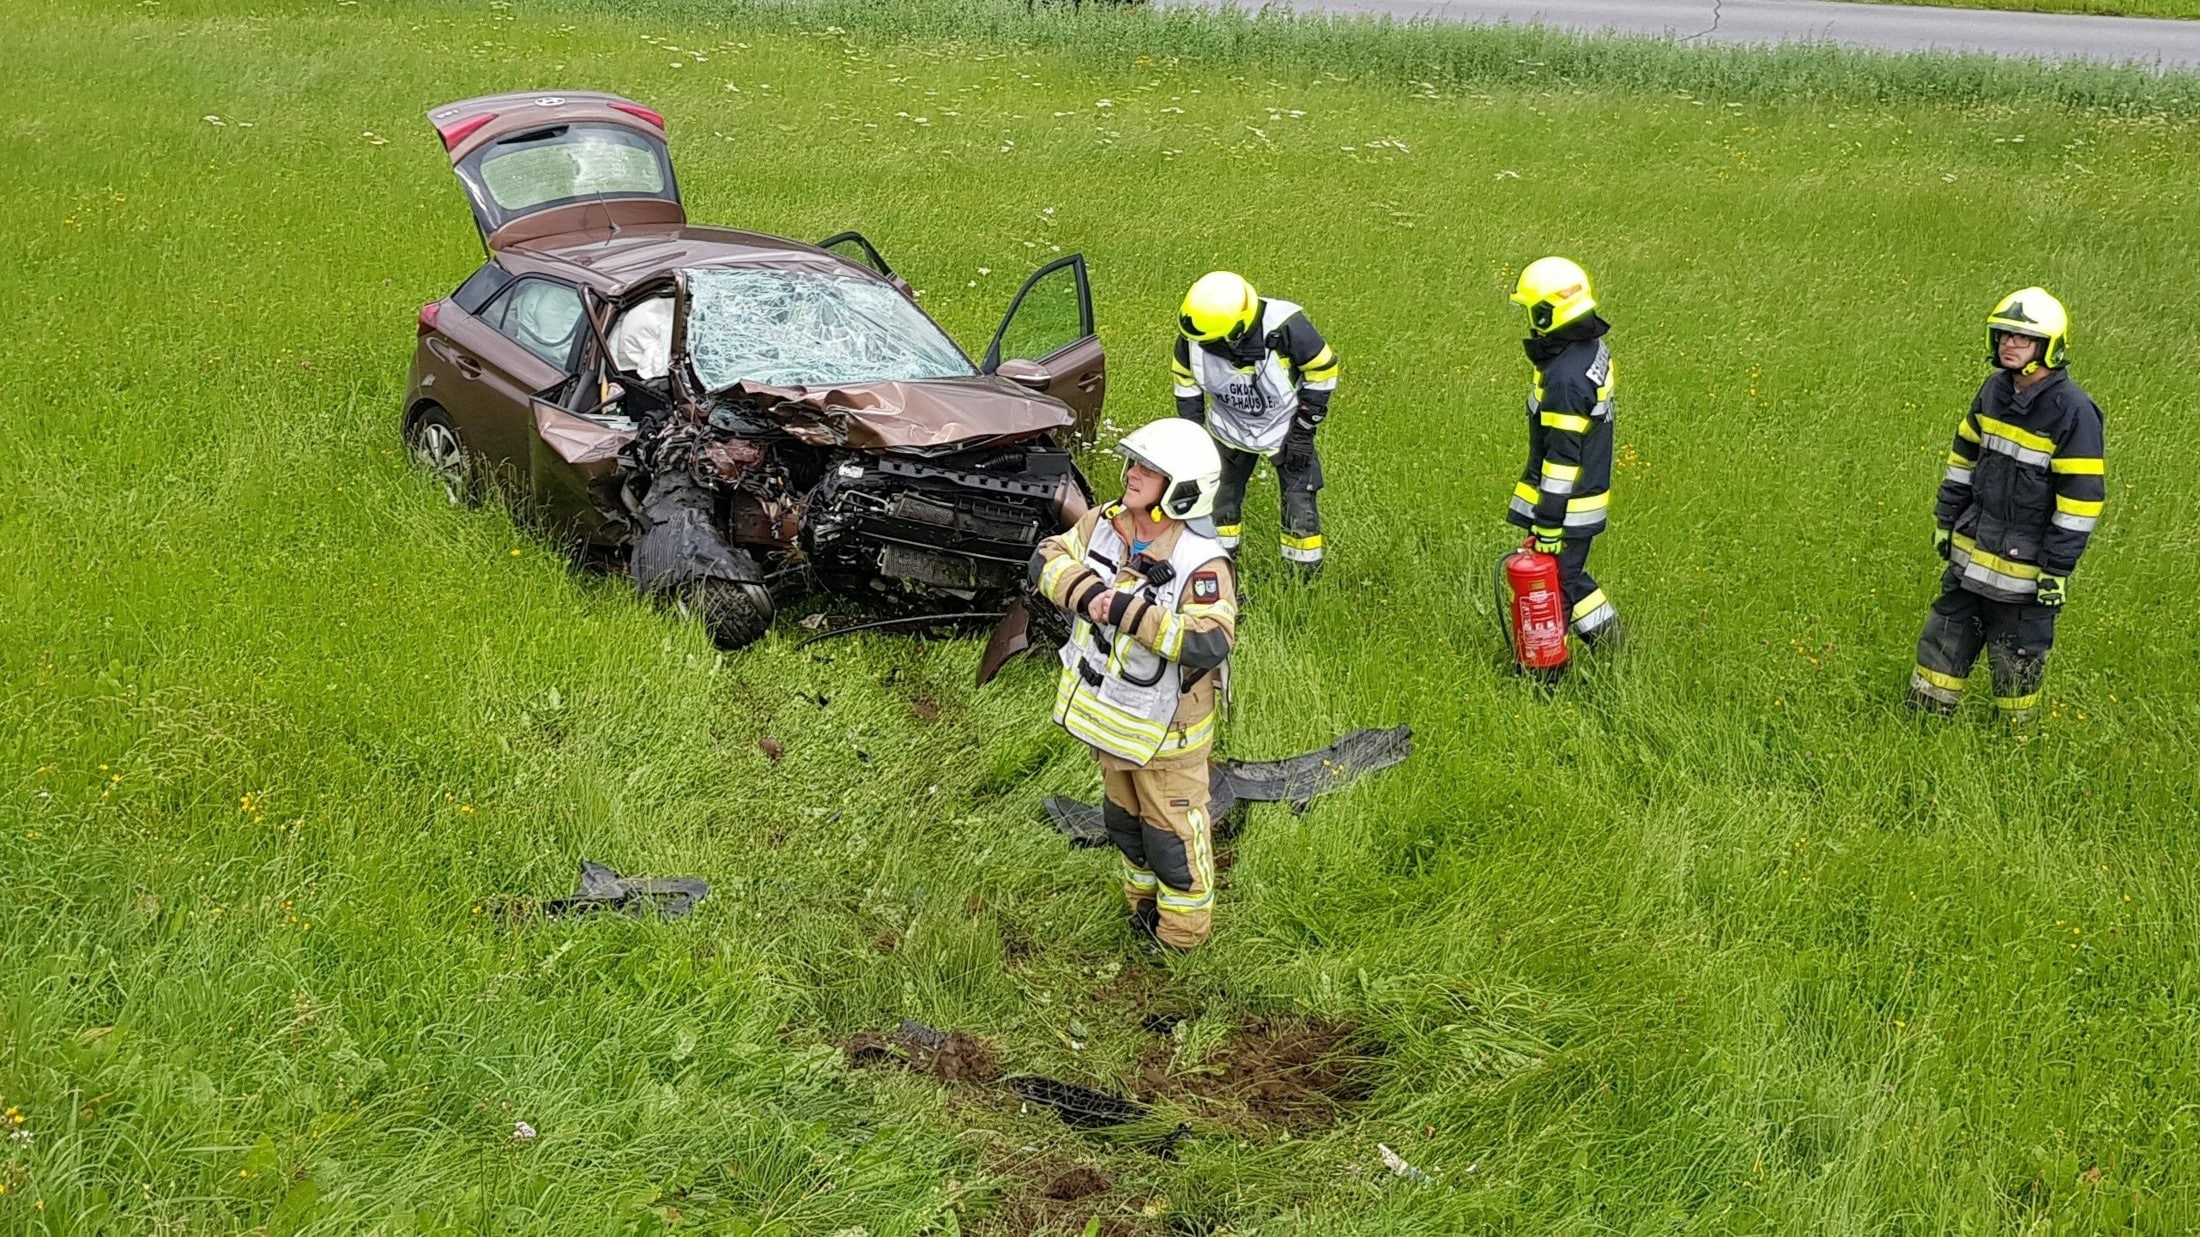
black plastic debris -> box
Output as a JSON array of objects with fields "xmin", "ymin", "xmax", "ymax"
[
  {"xmin": 1044, "ymin": 725, "xmax": 1415, "ymax": 847},
  {"xmin": 540, "ymin": 861, "xmax": 709, "ymax": 922},
  {"xmin": 897, "ymin": 1017, "xmax": 948, "ymax": 1052},
  {"xmin": 1009, "ymin": 1075, "xmax": 1151, "ymax": 1129}
]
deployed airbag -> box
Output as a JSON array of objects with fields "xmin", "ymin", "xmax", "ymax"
[{"xmin": 609, "ymin": 295, "xmax": 673, "ymax": 380}]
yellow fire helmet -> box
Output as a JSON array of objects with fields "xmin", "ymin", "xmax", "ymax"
[
  {"xmin": 1511, "ymin": 256, "xmax": 1597, "ymax": 333},
  {"xmin": 1987, "ymin": 287, "xmax": 2069, "ymax": 371},
  {"xmin": 1179, "ymin": 271, "xmax": 1260, "ymax": 345}
]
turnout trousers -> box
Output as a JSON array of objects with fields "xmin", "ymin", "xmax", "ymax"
[
  {"xmin": 1212, "ymin": 443, "xmax": 1323, "ymax": 573},
  {"xmin": 1099, "ymin": 749, "xmax": 1216, "ymax": 950},
  {"xmin": 1911, "ymin": 568, "xmax": 2058, "ymax": 721},
  {"xmin": 1556, "ymin": 537, "xmax": 1619, "ymax": 641}
]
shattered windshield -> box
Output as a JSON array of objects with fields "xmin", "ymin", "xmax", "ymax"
[{"xmin": 685, "ymin": 267, "xmax": 976, "ymax": 391}]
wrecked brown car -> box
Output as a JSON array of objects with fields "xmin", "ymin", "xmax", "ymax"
[{"xmin": 404, "ymin": 91, "xmax": 1101, "ymax": 646}]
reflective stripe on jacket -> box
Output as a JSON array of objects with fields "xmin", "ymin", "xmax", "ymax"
[
  {"xmin": 1038, "ymin": 510, "xmax": 1236, "ymax": 764},
  {"xmin": 1507, "ymin": 323, "xmax": 1615, "ymax": 538},
  {"xmin": 1936, "ymin": 367, "xmax": 2105, "ymax": 600},
  {"xmin": 1172, "ymin": 298, "xmax": 1338, "ymax": 454}
]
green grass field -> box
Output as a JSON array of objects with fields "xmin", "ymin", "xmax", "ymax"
[{"xmin": 6, "ymin": 0, "xmax": 2200, "ymax": 1231}]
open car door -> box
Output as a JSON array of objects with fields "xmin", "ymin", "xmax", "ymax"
[
  {"xmin": 982, "ymin": 255, "xmax": 1104, "ymax": 448},
  {"xmin": 428, "ymin": 91, "xmax": 683, "ymax": 251},
  {"xmin": 529, "ymin": 397, "xmax": 634, "ymax": 548},
  {"xmin": 816, "ymin": 231, "xmax": 909, "ymax": 285}
]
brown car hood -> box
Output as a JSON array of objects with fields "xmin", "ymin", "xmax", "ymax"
[{"xmin": 719, "ymin": 377, "xmax": 1075, "ymax": 453}]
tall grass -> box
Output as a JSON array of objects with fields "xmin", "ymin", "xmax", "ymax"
[
  {"xmin": 602, "ymin": 0, "xmax": 2200, "ymax": 112},
  {"xmin": 4, "ymin": 0, "xmax": 2200, "ymax": 1230}
]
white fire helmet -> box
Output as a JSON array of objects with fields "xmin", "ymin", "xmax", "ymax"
[{"xmin": 1116, "ymin": 418, "xmax": 1223, "ymax": 521}]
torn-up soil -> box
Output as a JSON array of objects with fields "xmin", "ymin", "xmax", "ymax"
[
  {"xmin": 1042, "ymin": 1165, "xmax": 1112, "ymax": 1201},
  {"xmin": 965, "ymin": 1149, "xmax": 1148, "ymax": 1237},
  {"xmin": 923, "ymin": 1030, "xmax": 1001, "ymax": 1082},
  {"xmin": 1135, "ymin": 1015, "xmax": 1378, "ymax": 1132},
  {"xmin": 839, "ymin": 1020, "xmax": 1001, "ymax": 1083}
]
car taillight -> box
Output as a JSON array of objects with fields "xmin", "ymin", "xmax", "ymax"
[
  {"xmin": 418, "ymin": 301, "xmax": 441, "ymax": 336},
  {"xmin": 610, "ymin": 102, "xmax": 666, "ymax": 130},
  {"xmin": 435, "ymin": 112, "xmax": 497, "ymax": 149}
]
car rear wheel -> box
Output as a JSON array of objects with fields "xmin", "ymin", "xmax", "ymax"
[
  {"xmin": 405, "ymin": 405, "xmax": 477, "ymax": 506},
  {"xmin": 675, "ymin": 577, "xmax": 776, "ymax": 650}
]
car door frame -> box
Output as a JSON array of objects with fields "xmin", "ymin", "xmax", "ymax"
[
  {"xmin": 521, "ymin": 286, "xmax": 638, "ymax": 546},
  {"xmin": 436, "ymin": 273, "xmax": 588, "ymax": 486},
  {"xmin": 982, "ymin": 253, "xmax": 1105, "ymax": 446},
  {"xmin": 816, "ymin": 231, "xmax": 915, "ymax": 296}
]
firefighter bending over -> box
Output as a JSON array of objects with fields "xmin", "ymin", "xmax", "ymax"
[
  {"xmin": 1173, "ymin": 271, "xmax": 1340, "ymax": 579},
  {"xmin": 1910, "ymin": 289, "xmax": 2105, "ymax": 722},
  {"xmin": 1507, "ymin": 256, "xmax": 1620, "ymax": 644},
  {"xmin": 1034, "ymin": 420, "xmax": 1238, "ymax": 950}
]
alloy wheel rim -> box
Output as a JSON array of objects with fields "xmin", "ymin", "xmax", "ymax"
[{"xmin": 413, "ymin": 422, "xmax": 468, "ymax": 505}]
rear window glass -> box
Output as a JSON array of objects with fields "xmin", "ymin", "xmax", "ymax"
[
  {"xmin": 685, "ymin": 267, "xmax": 976, "ymax": 391},
  {"xmin": 451, "ymin": 262, "xmax": 511, "ymax": 314},
  {"xmin": 459, "ymin": 124, "xmax": 675, "ymax": 229}
]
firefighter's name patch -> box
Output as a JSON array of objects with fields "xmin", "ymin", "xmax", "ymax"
[{"xmin": 1190, "ymin": 571, "xmax": 1221, "ymax": 602}]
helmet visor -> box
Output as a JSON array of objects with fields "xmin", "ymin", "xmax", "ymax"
[{"xmin": 1180, "ymin": 311, "xmax": 1254, "ymax": 345}]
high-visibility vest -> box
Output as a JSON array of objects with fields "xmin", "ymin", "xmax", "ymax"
[
  {"xmin": 1184, "ymin": 299, "xmax": 1310, "ymax": 456},
  {"xmin": 1052, "ymin": 516, "xmax": 1227, "ymax": 764}
]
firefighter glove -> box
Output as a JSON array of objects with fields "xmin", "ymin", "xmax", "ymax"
[
  {"xmin": 1933, "ymin": 525, "xmax": 1953, "ymax": 561},
  {"xmin": 2035, "ymin": 573, "xmax": 2067, "ymax": 608},
  {"xmin": 1278, "ymin": 422, "xmax": 1317, "ymax": 475},
  {"xmin": 1175, "ymin": 394, "xmax": 1207, "ymax": 426},
  {"xmin": 1532, "ymin": 528, "xmax": 1564, "ymax": 557}
]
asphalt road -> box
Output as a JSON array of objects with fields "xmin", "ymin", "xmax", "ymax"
[{"xmin": 1155, "ymin": 0, "xmax": 2200, "ymax": 69}]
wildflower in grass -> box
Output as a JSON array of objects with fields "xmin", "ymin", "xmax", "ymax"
[{"xmin": 512, "ymin": 1120, "xmax": 537, "ymax": 1140}]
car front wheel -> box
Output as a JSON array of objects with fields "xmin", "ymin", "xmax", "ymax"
[
  {"xmin": 405, "ymin": 405, "xmax": 477, "ymax": 506},
  {"xmin": 676, "ymin": 577, "xmax": 776, "ymax": 650}
]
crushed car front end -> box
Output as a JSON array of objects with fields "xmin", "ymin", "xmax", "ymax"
[{"xmin": 607, "ymin": 262, "xmax": 1092, "ymax": 640}]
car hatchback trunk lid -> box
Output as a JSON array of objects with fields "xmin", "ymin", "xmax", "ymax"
[{"xmin": 428, "ymin": 91, "xmax": 685, "ymax": 250}]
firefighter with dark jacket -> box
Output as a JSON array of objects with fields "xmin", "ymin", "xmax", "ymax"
[
  {"xmin": 1910, "ymin": 288, "xmax": 2104, "ymax": 722},
  {"xmin": 1172, "ymin": 271, "xmax": 1340, "ymax": 579},
  {"xmin": 1033, "ymin": 418, "xmax": 1238, "ymax": 951},
  {"xmin": 1506, "ymin": 256, "xmax": 1619, "ymax": 643}
]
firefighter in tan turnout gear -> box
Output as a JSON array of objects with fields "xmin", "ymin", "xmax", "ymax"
[
  {"xmin": 1173, "ymin": 271, "xmax": 1340, "ymax": 579},
  {"xmin": 1034, "ymin": 419, "xmax": 1238, "ymax": 950},
  {"xmin": 1910, "ymin": 288, "xmax": 2105, "ymax": 722},
  {"xmin": 1507, "ymin": 256, "xmax": 1620, "ymax": 643}
]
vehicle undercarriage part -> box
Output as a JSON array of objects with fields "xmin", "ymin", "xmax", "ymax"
[
  {"xmin": 540, "ymin": 861, "xmax": 709, "ymax": 921},
  {"xmin": 793, "ymin": 611, "xmax": 1006, "ymax": 651},
  {"xmin": 1042, "ymin": 726, "xmax": 1415, "ymax": 846},
  {"xmin": 630, "ymin": 470, "xmax": 775, "ymax": 648},
  {"xmin": 975, "ymin": 595, "xmax": 1073, "ymax": 685}
]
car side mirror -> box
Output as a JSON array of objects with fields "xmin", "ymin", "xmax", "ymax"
[{"xmin": 995, "ymin": 358, "xmax": 1052, "ymax": 391}]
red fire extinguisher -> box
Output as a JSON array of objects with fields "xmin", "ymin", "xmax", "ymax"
[{"xmin": 1501, "ymin": 542, "xmax": 1570, "ymax": 680}]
